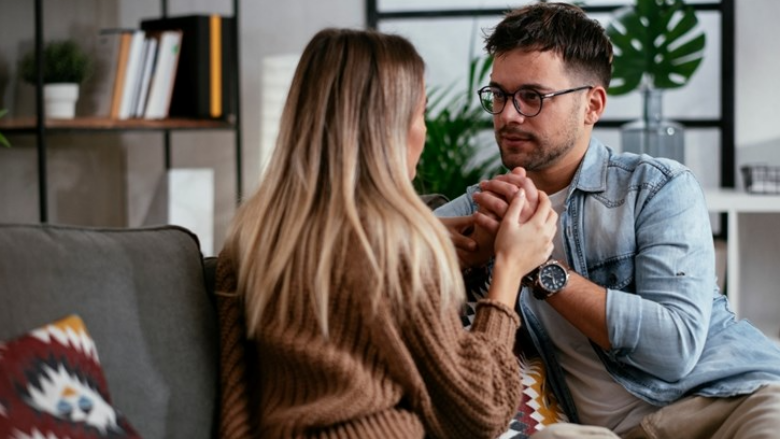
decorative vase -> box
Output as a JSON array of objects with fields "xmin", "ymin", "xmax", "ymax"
[
  {"xmin": 43, "ymin": 83, "xmax": 79, "ymax": 119},
  {"xmin": 620, "ymin": 87, "xmax": 685, "ymax": 164}
]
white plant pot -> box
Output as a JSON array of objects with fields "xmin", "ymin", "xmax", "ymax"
[{"xmin": 43, "ymin": 83, "xmax": 79, "ymax": 119}]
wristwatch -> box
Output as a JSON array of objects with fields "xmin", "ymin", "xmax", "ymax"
[{"xmin": 524, "ymin": 259, "xmax": 570, "ymax": 300}]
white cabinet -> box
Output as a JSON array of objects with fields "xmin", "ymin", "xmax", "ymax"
[{"xmin": 704, "ymin": 189, "xmax": 780, "ymax": 343}]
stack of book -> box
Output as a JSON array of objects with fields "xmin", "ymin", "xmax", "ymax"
[{"xmin": 96, "ymin": 14, "xmax": 236, "ymax": 120}]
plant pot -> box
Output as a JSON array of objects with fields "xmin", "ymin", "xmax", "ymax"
[{"xmin": 43, "ymin": 83, "xmax": 79, "ymax": 119}]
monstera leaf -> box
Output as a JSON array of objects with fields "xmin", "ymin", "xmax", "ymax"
[
  {"xmin": 607, "ymin": 0, "xmax": 706, "ymax": 95},
  {"xmin": 414, "ymin": 56, "xmax": 503, "ymax": 200}
]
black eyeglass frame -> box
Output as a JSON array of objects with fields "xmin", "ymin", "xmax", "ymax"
[{"xmin": 477, "ymin": 85, "xmax": 594, "ymax": 117}]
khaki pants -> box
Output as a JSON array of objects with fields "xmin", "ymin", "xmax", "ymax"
[{"xmin": 530, "ymin": 384, "xmax": 780, "ymax": 439}]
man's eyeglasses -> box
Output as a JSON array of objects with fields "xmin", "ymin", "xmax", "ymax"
[{"xmin": 477, "ymin": 85, "xmax": 593, "ymax": 117}]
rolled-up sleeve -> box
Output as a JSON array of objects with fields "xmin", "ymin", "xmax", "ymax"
[
  {"xmin": 605, "ymin": 171, "xmax": 716, "ymax": 381},
  {"xmin": 433, "ymin": 187, "xmax": 479, "ymax": 217}
]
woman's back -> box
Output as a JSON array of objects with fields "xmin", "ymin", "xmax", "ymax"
[
  {"xmin": 250, "ymin": 248, "xmax": 424, "ymax": 438},
  {"xmin": 220, "ymin": 238, "xmax": 522, "ymax": 438}
]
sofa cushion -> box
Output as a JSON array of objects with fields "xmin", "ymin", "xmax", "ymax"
[
  {"xmin": 0, "ymin": 314, "xmax": 140, "ymax": 438},
  {"xmin": 0, "ymin": 224, "xmax": 218, "ymax": 439}
]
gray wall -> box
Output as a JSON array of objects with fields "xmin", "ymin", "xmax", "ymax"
[{"xmin": 0, "ymin": 0, "xmax": 364, "ymax": 252}]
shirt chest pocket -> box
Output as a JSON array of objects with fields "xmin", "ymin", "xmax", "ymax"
[{"xmin": 586, "ymin": 255, "xmax": 635, "ymax": 291}]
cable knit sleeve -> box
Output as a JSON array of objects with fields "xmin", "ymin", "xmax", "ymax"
[{"xmin": 400, "ymin": 289, "xmax": 522, "ymax": 439}]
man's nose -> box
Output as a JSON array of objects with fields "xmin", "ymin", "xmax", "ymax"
[{"xmin": 498, "ymin": 99, "xmax": 527, "ymax": 124}]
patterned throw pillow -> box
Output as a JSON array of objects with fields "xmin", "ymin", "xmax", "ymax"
[
  {"xmin": 463, "ymin": 268, "xmax": 568, "ymax": 439},
  {"xmin": 0, "ymin": 315, "xmax": 140, "ymax": 438}
]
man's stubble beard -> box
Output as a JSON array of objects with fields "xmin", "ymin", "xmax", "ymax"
[{"xmin": 496, "ymin": 111, "xmax": 581, "ymax": 172}]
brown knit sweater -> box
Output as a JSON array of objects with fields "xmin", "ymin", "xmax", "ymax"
[{"xmin": 216, "ymin": 253, "xmax": 521, "ymax": 439}]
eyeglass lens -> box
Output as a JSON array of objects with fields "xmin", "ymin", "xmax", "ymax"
[{"xmin": 479, "ymin": 87, "xmax": 544, "ymax": 117}]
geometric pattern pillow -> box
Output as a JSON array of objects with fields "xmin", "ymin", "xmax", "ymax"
[
  {"xmin": 500, "ymin": 348, "xmax": 568, "ymax": 439},
  {"xmin": 462, "ymin": 267, "xmax": 568, "ymax": 439},
  {"xmin": 0, "ymin": 315, "xmax": 140, "ymax": 438}
]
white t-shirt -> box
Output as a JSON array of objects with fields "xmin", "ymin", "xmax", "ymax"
[{"xmin": 526, "ymin": 187, "xmax": 657, "ymax": 435}]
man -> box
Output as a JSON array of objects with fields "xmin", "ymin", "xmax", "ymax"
[{"xmin": 436, "ymin": 3, "xmax": 780, "ymax": 438}]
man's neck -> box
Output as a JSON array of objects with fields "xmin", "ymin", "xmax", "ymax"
[
  {"xmin": 529, "ymin": 154, "xmax": 583, "ymax": 194},
  {"xmin": 529, "ymin": 135, "xmax": 590, "ymax": 194}
]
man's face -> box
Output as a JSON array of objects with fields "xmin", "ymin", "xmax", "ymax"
[{"xmin": 490, "ymin": 49, "xmax": 588, "ymax": 172}]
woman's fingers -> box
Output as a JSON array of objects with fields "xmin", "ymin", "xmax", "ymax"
[{"xmin": 504, "ymin": 189, "xmax": 526, "ymax": 224}]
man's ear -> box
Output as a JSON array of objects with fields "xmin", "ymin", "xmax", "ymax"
[{"xmin": 584, "ymin": 86, "xmax": 607, "ymax": 125}]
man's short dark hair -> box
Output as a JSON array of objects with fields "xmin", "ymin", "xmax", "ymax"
[{"xmin": 485, "ymin": 2, "xmax": 613, "ymax": 88}]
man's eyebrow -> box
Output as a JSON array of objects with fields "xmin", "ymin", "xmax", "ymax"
[{"xmin": 489, "ymin": 81, "xmax": 548, "ymax": 91}]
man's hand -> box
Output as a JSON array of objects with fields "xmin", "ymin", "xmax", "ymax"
[
  {"xmin": 439, "ymin": 215, "xmax": 494, "ymax": 269},
  {"xmin": 439, "ymin": 215, "xmax": 477, "ymax": 253},
  {"xmin": 473, "ymin": 167, "xmax": 540, "ymax": 233}
]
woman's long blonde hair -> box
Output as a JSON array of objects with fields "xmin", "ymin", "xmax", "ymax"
[{"xmin": 224, "ymin": 28, "xmax": 464, "ymax": 337}]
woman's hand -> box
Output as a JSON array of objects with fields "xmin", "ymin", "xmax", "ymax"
[
  {"xmin": 473, "ymin": 167, "xmax": 540, "ymax": 233},
  {"xmin": 487, "ymin": 190, "xmax": 557, "ymax": 307}
]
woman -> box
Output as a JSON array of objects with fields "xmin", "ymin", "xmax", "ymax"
[{"xmin": 216, "ymin": 28, "xmax": 556, "ymax": 438}]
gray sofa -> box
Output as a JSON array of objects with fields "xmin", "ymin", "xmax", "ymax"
[{"xmin": 0, "ymin": 223, "xmax": 220, "ymax": 438}]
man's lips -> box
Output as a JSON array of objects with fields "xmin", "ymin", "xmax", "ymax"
[
  {"xmin": 500, "ymin": 132, "xmax": 534, "ymax": 148},
  {"xmin": 502, "ymin": 134, "xmax": 530, "ymax": 141},
  {"xmin": 498, "ymin": 127, "xmax": 534, "ymax": 143}
]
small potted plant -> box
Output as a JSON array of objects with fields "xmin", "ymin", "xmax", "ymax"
[{"xmin": 20, "ymin": 39, "xmax": 93, "ymax": 119}]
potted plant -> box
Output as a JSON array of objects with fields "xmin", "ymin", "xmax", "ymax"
[
  {"xmin": 606, "ymin": 0, "xmax": 706, "ymax": 163},
  {"xmin": 415, "ymin": 56, "xmax": 503, "ymax": 201},
  {"xmin": 20, "ymin": 39, "xmax": 93, "ymax": 119}
]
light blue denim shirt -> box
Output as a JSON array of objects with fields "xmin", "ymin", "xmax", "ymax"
[{"xmin": 435, "ymin": 138, "xmax": 780, "ymax": 422}]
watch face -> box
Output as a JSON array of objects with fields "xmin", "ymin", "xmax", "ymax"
[{"xmin": 539, "ymin": 263, "xmax": 568, "ymax": 292}]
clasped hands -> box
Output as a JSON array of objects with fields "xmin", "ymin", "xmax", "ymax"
[{"xmin": 441, "ymin": 167, "xmax": 557, "ymax": 273}]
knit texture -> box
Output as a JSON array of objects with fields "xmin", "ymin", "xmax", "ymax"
[
  {"xmin": 216, "ymin": 259, "xmax": 253, "ymax": 439},
  {"xmin": 215, "ymin": 251, "xmax": 522, "ymax": 438}
]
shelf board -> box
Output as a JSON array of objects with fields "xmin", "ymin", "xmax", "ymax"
[{"xmin": 0, "ymin": 116, "xmax": 235, "ymax": 133}]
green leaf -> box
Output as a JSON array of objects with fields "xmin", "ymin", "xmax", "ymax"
[
  {"xmin": 414, "ymin": 56, "xmax": 504, "ymax": 200},
  {"xmin": 20, "ymin": 39, "xmax": 92, "ymax": 85},
  {"xmin": 606, "ymin": 0, "xmax": 706, "ymax": 95}
]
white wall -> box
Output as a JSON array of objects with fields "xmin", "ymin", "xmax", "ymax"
[
  {"xmin": 733, "ymin": 0, "xmax": 780, "ymax": 341},
  {"xmin": 736, "ymin": 0, "xmax": 780, "ymax": 166}
]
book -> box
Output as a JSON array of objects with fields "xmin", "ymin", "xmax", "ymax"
[
  {"xmin": 220, "ymin": 15, "xmax": 237, "ymax": 120},
  {"xmin": 134, "ymin": 36, "xmax": 158, "ymax": 117},
  {"xmin": 140, "ymin": 14, "xmax": 236, "ymax": 119},
  {"xmin": 92, "ymin": 29, "xmax": 126, "ymax": 118},
  {"xmin": 117, "ymin": 30, "xmax": 146, "ymax": 119},
  {"xmin": 128, "ymin": 37, "xmax": 150, "ymax": 117},
  {"xmin": 106, "ymin": 30, "xmax": 134, "ymax": 119},
  {"xmin": 143, "ymin": 30, "xmax": 183, "ymax": 119}
]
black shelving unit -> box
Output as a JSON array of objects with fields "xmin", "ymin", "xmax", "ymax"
[
  {"xmin": 368, "ymin": 0, "xmax": 735, "ymax": 240},
  {"xmin": 9, "ymin": 0, "xmax": 243, "ymax": 223}
]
